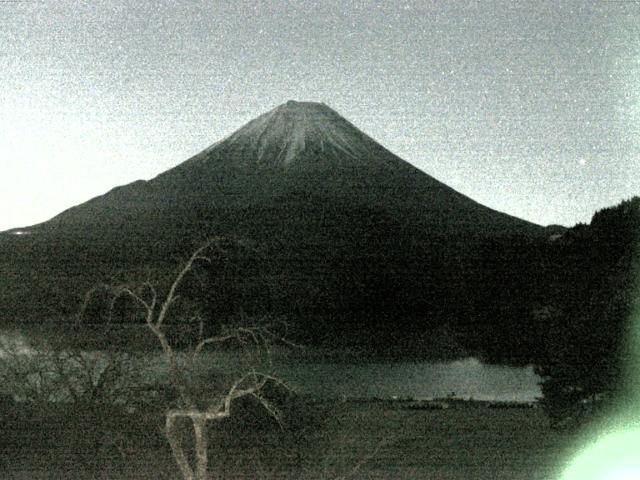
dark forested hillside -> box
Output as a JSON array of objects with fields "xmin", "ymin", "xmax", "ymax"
[
  {"xmin": 532, "ymin": 198, "xmax": 639, "ymax": 425},
  {"xmin": 468, "ymin": 198, "xmax": 638, "ymax": 368}
]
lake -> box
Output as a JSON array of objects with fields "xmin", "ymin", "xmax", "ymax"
[
  {"xmin": 273, "ymin": 356, "xmax": 541, "ymax": 402},
  {"xmin": 0, "ymin": 329, "xmax": 542, "ymax": 403}
]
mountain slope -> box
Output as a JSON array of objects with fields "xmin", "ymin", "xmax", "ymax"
[
  {"xmin": 29, "ymin": 100, "xmax": 539, "ymax": 238},
  {"xmin": 1, "ymin": 101, "xmax": 544, "ymax": 353}
]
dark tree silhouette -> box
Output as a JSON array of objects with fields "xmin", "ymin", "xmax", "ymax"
[{"xmin": 535, "ymin": 197, "xmax": 639, "ymax": 428}]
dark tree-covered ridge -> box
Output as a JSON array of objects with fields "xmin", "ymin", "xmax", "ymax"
[{"xmin": 535, "ymin": 197, "xmax": 639, "ymax": 428}]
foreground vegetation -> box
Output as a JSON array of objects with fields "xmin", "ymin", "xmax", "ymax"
[
  {"xmin": 1, "ymin": 198, "xmax": 637, "ymax": 478},
  {"xmin": 1, "ymin": 399, "xmax": 577, "ymax": 480}
]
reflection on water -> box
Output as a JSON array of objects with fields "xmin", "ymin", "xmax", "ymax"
[
  {"xmin": 275, "ymin": 356, "xmax": 541, "ymax": 402},
  {"xmin": 194, "ymin": 351, "xmax": 541, "ymax": 402},
  {"xmin": 0, "ymin": 330, "xmax": 541, "ymax": 403}
]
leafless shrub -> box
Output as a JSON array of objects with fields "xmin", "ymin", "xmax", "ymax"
[
  {"xmin": 80, "ymin": 238, "xmax": 295, "ymax": 480},
  {"xmin": 0, "ymin": 331, "xmax": 140, "ymax": 408}
]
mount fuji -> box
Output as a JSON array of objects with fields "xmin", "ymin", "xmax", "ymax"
[
  {"xmin": 27, "ymin": 100, "xmax": 538, "ymax": 238},
  {"xmin": 1, "ymin": 101, "xmax": 544, "ymax": 353}
]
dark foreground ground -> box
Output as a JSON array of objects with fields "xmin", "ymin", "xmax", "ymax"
[{"xmin": 0, "ymin": 399, "xmax": 577, "ymax": 480}]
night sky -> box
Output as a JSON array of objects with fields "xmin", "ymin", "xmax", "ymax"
[{"xmin": 2, "ymin": 0, "xmax": 638, "ymax": 231}]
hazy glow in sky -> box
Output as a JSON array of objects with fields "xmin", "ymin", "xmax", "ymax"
[{"xmin": 1, "ymin": 0, "xmax": 639, "ymax": 231}]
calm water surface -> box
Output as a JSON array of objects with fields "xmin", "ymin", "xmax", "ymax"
[
  {"xmin": 0, "ymin": 330, "xmax": 541, "ymax": 402},
  {"xmin": 275, "ymin": 357, "xmax": 541, "ymax": 402}
]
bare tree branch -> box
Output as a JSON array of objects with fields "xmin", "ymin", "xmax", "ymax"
[
  {"xmin": 76, "ymin": 238, "xmax": 297, "ymax": 480},
  {"xmin": 155, "ymin": 241, "xmax": 213, "ymax": 329}
]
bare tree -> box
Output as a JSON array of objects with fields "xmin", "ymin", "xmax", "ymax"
[
  {"xmin": 0, "ymin": 330, "xmax": 139, "ymax": 408},
  {"xmin": 82, "ymin": 239, "xmax": 291, "ymax": 480}
]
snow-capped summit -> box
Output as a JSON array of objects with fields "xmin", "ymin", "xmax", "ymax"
[
  {"xmin": 25, "ymin": 100, "xmax": 541, "ymax": 237},
  {"xmin": 202, "ymin": 100, "xmax": 380, "ymax": 167}
]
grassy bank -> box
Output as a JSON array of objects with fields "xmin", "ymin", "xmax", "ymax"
[{"xmin": 1, "ymin": 399, "xmax": 577, "ymax": 480}]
